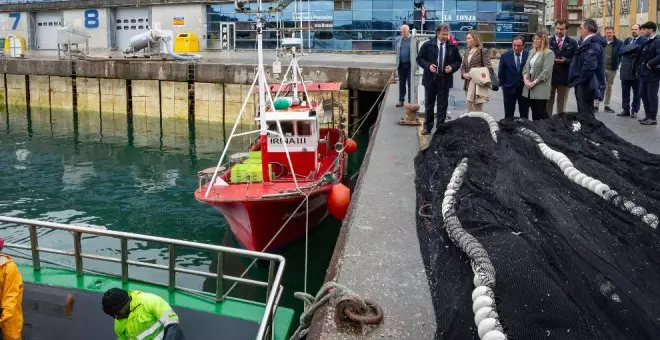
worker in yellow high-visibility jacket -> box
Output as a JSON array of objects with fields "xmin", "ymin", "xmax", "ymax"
[
  {"xmin": 102, "ymin": 288, "xmax": 186, "ymax": 340},
  {"xmin": 0, "ymin": 237, "xmax": 24, "ymax": 340}
]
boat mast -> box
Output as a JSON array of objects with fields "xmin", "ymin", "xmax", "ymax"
[
  {"xmin": 256, "ymin": 0, "xmax": 271, "ymax": 183},
  {"xmin": 292, "ymin": 46, "xmax": 299, "ymax": 104}
]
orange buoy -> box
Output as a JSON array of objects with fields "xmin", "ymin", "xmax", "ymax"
[
  {"xmin": 328, "ymin": 183, "xmax": 351, "ymax": 220},
  {"xmin": 344, "ymin": 138, "xmax": 358, "ymax": 154}
]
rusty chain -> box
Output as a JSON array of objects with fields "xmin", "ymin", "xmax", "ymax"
[{"xmin": 335, "ymin": 296, "xmax": 384, "ymax": 325}]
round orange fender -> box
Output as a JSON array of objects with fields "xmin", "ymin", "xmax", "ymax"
[
  {"xmin": 344, "ymin": 138, "xmax": 358, "ymax": 154},
  {"xmin": 328, "ymin": 183, "xmax": 351, "ymax": 220}
]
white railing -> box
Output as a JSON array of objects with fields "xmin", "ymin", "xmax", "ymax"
[{"xmin": 0, "ymin": 215, "xmax": 284, "ymax": 340}]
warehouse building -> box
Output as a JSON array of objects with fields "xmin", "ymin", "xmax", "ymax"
[{"xmin": 0, "ymin": 0, "xmax": 547, "ymax": 52}]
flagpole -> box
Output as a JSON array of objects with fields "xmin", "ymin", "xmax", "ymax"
[{"xmin": 441, "ymin": 0, "xmax": 445, "ymax": 24}]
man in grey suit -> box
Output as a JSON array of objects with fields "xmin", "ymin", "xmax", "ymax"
[{"xmin": 394, "ymin": 24, "xmax": 413, "ymax": 107}]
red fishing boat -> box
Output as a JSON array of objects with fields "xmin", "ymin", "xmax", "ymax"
[{"xmin": 194, "ymin": 38, "xmax": 353, "ymax": 252}]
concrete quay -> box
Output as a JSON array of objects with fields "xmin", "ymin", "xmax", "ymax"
[
  {"xmin": 0, "ymin": 50, "xmax": 394, "ymax": 131},
  {"xmin": 308, "ymin": 85, "xmax": 436, "ymax": 340},
  {"xmin": 1, "ymin": 50, "xmax": 395, "ymax": 92}
]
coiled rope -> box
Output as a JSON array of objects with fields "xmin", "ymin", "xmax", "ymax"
[{"xmin": 289, "ymin": 281, "xmax": 382, "ymax": 339}]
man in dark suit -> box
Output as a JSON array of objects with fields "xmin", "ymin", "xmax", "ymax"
[
  {"xmin": 569, "ymin": 19, "xmax": 606, "ymax": 116},
  {"xmin": 548, "ymin": 20, "xmax": 578, "ymax": 115},
  {"xmin": 498, "ymin": 36, "xmax": 529, "ymax": 119},
  {"xmin": 416, "ymin": 24, "xmax": 462, "ymax": 135},
  {"xmin": 638, "ymin": 21, "xmax": 660, "ymax": 125},
  {"xmin": 617, "ymin": 24, "xmax": 647, "ymax": 118}
]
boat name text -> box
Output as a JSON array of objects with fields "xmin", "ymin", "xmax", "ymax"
[{"xmin": 269, "ymin": 137, "xmax": 308, "ymax": 144}]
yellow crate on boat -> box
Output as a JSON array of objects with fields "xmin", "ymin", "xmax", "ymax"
[{"xmin": 231, "ymin": 163, "xmax": 273, "ymax": 183}]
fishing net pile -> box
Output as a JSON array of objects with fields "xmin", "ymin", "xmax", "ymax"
[{"xmin": 414, "ymin": 111, "xmax": 660, "ymax": 340}]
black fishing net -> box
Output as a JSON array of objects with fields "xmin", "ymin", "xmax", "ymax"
[{"xmin": 414, "ymin": 112, "xmax": 660, "ymax": 340}]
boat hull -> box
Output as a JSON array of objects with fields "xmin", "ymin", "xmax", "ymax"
[{"xmin": 207, "ymin": 190, "xmax": 331, "ymax": 252}]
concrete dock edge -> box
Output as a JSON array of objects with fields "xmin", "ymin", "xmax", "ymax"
[{"xmin": 307, "ymin": 85, "xmax": 435, "ymax": 339}]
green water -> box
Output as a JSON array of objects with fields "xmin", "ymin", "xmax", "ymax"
[{"xmin": 0, "ymin": 108, "xmax": 369, "ymax": 331}]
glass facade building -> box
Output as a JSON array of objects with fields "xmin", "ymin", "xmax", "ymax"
[{"xmin": 207, "ymin": 0, "xmax": 544, "ymax": 51}]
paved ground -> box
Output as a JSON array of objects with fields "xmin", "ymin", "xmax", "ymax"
[
  {"xmin": 418, "ymin": 66, "xmax": 660, "ymax": 153},
  {"xmin": 20, "ymin": 49, "xmax": 398, "ymax": 69},
  {"xmin": 309, "ymin": 85, "xmax": 435, "ymax": 340}
]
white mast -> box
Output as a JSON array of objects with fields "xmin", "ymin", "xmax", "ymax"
[
  {"xmin": 257, "ymin": 1, "xmax": 267, "ymax": 136},
  {"xmin": 299, "ymin": 0, "xmax": 304, "ymax": 52},
  {"xmin": 292, "ymin": 47, "xmax": 299, "ymax": 103}
]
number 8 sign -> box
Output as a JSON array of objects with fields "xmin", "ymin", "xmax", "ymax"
[{"xmin": 84, "ymin": 9, "xmax": 99, "ymax": 29}]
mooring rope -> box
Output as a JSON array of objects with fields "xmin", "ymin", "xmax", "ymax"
[
  {"xmin": 288, "ymin": 281, "xmax": 381, "ymax": 340},
  {"xmin": 517, "ymin": 127, "xmax": 659, "ymax": 229},
  {"xmin": 442, "ymin": 157, "xmax": 507, "ymax": 340}
]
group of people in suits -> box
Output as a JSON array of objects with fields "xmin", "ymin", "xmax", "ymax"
[
  {"xmin": 398, "ymin": 19, "xmax": 660, "ymax": 135},
  {"xmin": 499, "ymin": 19, "xmax": 660, "ymax": 126},
  {"xmin": 415, "ymin": 24, "xmax": 504, "ymax": 135}
]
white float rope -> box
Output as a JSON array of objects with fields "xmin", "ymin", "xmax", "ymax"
[
  {"xmin": 443, "ymin": 158, "xmax": 507, "ymax": 340},
  {"xmin": 517, "ymin": 127, "xmax": 659, "ymax": 229},
  {"xmin": 460, "ymin": 112, "xmax": 500, "ymax": 143}
]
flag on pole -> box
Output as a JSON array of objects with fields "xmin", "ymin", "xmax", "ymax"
[{"xmin": 421, "ymin": 5, "xmax": 426, "ymax": 31}]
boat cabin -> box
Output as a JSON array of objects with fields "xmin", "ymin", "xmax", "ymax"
[{"xmin": 262, "ymin": 110, "xmax": 320, "ymax": 181}]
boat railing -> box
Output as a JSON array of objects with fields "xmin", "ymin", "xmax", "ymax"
[{"xmin": 0, "ymin": 215, "xmax": 284, "ymax": 340}]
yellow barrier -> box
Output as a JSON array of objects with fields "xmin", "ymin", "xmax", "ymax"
[{"xmin": 3, "ymin": 35, "xmax": 27, "ymax": 55}]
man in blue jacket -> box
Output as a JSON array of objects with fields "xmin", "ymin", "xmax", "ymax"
[
  {"xmin": 599, "ymin": 26, "xmax": 622, "ymax": 113},
  {"xmin": 498, "ymin": 35, "xmax": 529, "ymax": 119},
  {"xmin": 569, "ymin": 19, "xmax": 606, "ymax": 116},
  {"xmin": 638, "ymin": 21, "xmax": 660, "ymax": 125},
  {"xmin": 617, "ymin": 24, "xmax": 646, "ymax": 118},
  {"xmin": 416, "ymin": 24, "xmax": 462, "ymax": 135}
]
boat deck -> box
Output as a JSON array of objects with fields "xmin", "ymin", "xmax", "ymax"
[
  {"xmin": 23, "ymin": 283, "xmax": 259, "ymax": 340},
  {"xmin": 18, "ymin": 265, "xmax": 294, "ymax": 340}
]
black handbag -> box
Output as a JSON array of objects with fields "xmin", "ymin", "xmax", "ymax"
[{"xmin": 481, "ymin": 48, "xmax": 500, "ymax": 91}]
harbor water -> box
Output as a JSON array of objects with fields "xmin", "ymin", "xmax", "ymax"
[{"xmin": 0, "ymin": 107, "xmax": 369, "ymax": 331}]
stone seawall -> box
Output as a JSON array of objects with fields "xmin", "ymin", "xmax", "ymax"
[
  {"xmin": 0, "ymin": 74, "xmax": 350, "ymax": 124},
  {"xmin": 0, "ymin": 58, "xmax": 390, "ymax": 92}
]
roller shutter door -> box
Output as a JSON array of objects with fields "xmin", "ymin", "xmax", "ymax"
[
  {"xmin": 115, "ymin": 8, "xmax": 150, "ymax": 50},
  {"xmin": 36, "ymin": 12, "xmax": 63, "ymax": 50}
]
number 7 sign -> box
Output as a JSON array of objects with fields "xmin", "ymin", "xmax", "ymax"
[{"xmin": 9, "ymin": 13, "xmax": 20, "ymax": 30}]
